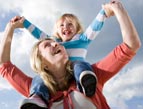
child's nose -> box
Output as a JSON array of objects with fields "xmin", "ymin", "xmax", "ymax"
[{"xmin": 64, "ymin": 24, "xmax": 69, "ymax": 28}]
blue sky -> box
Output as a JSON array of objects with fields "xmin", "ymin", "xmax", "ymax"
[{"xmin": 0, "ymin": 0, "xmax": 143, "ymax": 109}]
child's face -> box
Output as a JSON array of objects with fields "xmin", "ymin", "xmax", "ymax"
[{"xmin": 56, "ymin": 19, "xmax": 77, "ymax": 42}]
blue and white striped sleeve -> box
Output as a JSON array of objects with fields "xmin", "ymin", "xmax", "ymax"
[
  {"xmin": 23, "ymin": 19, "xmax": 49, "ymax": 39},
  {"xmin": 83, "ymin": 9, "xmax": 107, "ymax": 41}
]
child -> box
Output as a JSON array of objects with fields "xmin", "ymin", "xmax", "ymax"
[{"xmin": 21, "ymin": 6, "xmax": 110, "ymax": 109}]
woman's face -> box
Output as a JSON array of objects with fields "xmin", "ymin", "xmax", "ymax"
[
  {"xmin": 56, "ymin": 19, "xmax": 77, "ymax": 42},
  {"xmin": 38, "ymin": 39, "xmax": 68, "ymax": 68}
]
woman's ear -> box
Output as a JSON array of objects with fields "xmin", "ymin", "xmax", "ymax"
[
  {"xmin": 44, "ymin": 66, "xmax": 48, "ymax": 71},
  {"xmin": 41, "ymin": 60, "xmax": 48, "ymax": 71},
  {"xmin": 41, "ymin": 57, "xmax": 49, "ymax": 72}
]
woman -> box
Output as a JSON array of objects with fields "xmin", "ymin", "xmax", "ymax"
[{"xmin": 0, "ymin": 1, "xmax": 141, "ymax": 109}]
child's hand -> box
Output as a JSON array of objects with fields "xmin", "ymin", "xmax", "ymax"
[
  {"xmin": 102, "ymin": 4, "xmax": 114, "ymax": 18},
  {"xmin": 103, "ymin": 0, "xmax": 125, "ymax": 18}
]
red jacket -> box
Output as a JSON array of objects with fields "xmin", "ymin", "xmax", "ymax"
[{"xmin": 0, "ymin": 43, "xmax": 135, "ymax": 109}]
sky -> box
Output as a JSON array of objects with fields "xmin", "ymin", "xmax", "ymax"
[{"xmin": 0, "ymin": 0, "xmax": 143, "ymax": 109}]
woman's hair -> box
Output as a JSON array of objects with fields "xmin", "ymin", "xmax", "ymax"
[
  {"xmin": 30, "ymin": 38, "xmax": 73, "ymax": 94},
  {"xmin": 53, "ymin": 13, "xmax": 83, "ymax": 40}
]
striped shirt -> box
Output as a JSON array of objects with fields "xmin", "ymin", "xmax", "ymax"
[{"xmin": 23, "ymin": 9, "xmax": 106, "ymax": 61}]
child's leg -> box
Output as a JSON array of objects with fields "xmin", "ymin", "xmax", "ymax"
[
  {"xmin": 20, "ymin": 75, "xmax": 49, "ymax": 109},
  {"xmin": 72, "ymin": 61, "xmax": 97, "ymax": 97},
  {"xmin": 30, "ymin": 75, "xmax": 50, "ymax": 101}
]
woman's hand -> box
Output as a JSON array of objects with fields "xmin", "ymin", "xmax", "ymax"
[
  {"xmin": 104, "ymin": 0, "xmax": 141, "ymax": 52},
  {"xmin": 8, "ymin": 16, "xmax": 24, "ymax": 30},
  {"xmin": 103, "ymin": 0, "xmax": 127, "ymax": 17}
]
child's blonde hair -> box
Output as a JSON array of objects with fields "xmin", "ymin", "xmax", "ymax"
[{"xmin": 53, "ymin": 13, "xmax": 83, "ymax": 40}]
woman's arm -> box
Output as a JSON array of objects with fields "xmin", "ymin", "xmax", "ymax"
[
  {"xmin": 110, "ymin": 0, "xmax": 141, "ymax": 52},
  {"xmin": 0, "ymin": 16, "xmax": 24, "ymax": 64},
  {"xmin": 0, "ymin": 21, "xmax": 17, "ymax": 64},
  {"xmin": 92, "ymin": 1, "xmax": 141, "ymax": 85},
  {"xmin": 0, "ymin": 17, "xmax": 32, "ymax": 97}
]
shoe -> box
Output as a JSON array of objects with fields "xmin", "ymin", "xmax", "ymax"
[
  {"xmin": 20, "ymin": 103, "xmax": 47, "ymax": 109},
  {"xmin": 20, "ymin": 94, "xmax": 48, "ymax": 109},
  {"xmin": 79, "ymin": 71, "xmax": 97, "ymax": 97}
]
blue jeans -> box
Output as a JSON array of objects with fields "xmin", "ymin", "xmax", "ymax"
[
  {"xmin": 72, "ymin": 61, "xmax": 94, "ymax": 83},
  {"xmin": 72, "ymin": 61, "xmax": 94, "ymax": 91},
  {"xmin": 30, "ymin": 75, "xmax": 50, "ymax": 101},
  {"xmin": 30, "ymin": 61, "xmax": 94, "ymax": 101}
]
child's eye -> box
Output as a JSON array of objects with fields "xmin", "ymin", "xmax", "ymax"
[{"xmin": 68, "ymin": 23, "xmax": 73, "ymax": 26}]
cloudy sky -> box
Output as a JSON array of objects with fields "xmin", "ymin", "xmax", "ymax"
[{"xmin": 0, "ymin": 0, "xmax": 143, "ymax": 109}]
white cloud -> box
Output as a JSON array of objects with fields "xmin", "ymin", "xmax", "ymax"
[
  {"xmin": 0, "ymin": 0, "xmax": 22, "ymax": 13},
  {"xmin": 19, "ymin": 0, "xmax": 84, "ymax": 37},
  {"xmin": 11, "ymin": 31, "xmax": 38, "ymax": 77},
  {"xmin": 137, "ymin": 105, "xmax": 143, "ymax": 109},
  {"xmin": 0, "ymin": 0, "xmax": 142, "ymax": 109},
  {"xmin": 0, "ymin": 0, "xmax": 77, "ymax": 34},
  {"xmin": 104, "ymin": 64, "xmax": 143, "ymax": 109},
  {"xmin": 0, "ymin": 78, "xmax": 12, "ymax": 90}
]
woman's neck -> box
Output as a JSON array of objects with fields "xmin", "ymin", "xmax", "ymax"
[
  {"xmin": 50, "ymin": 63, "xmax": 67, "ymax": 82},
  {"xmin": 48, "ymin": 60, "xmax": 72, "ymax": 90},
  {"xmin": 52, "ymin": 68, "xmax": 68, "ymax": 90},
  {"xmin": 51, "ymin": 60, "xmax": 69, "ymax": 79},
  {"xmin": 54, "ymin": 69, "xmax": 66, "ymax": 82}
]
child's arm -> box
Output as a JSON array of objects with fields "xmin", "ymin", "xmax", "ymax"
[
  {"xmin": 23, "ymin": 18, "xmax": 50, "ymax": 39},
  {"xmin": 83, "ymin": 8, "xmax": 110, "ymax": 41}
]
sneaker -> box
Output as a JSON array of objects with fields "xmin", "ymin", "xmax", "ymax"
[
  {"xmin": 20, "ymin": 94, "xmax": 48, "ymax": 109},
  {"xmin": 79, "ymin": 71, "xmax": 97, "ymax": 97}
]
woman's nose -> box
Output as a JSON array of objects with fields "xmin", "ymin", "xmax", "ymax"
[{"xmin": 51, "ymin": 42, "xmax": 58, "ymax": 47}]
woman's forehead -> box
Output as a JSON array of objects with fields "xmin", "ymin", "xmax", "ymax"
[
  {"xmin": 41, "ymin": 39, "xmax": 54, "ymax": 44},
  {"xmin": 38, "ymin": 39, "xmax": 52, "ymax": 47}
]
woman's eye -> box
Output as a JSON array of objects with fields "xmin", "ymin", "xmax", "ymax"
[
  {"xmin": 60, "ymin": 24, "xmax": 64, "ymax": 27},
  {"xmin": 44, "ymin": 43, "xmax": 50, "ymax": 48}
]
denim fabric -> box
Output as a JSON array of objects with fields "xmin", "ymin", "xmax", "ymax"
[
  {"xmin": 30, "ymin": 61, "xmax": 94, "ymax": 101},
  {"xmin": 30, "ymin": 75, "xmax": 50, "ymax": 101},
  {"xmin": 73, "ymin": 61, "xmax": 94, "ymax": 83}
]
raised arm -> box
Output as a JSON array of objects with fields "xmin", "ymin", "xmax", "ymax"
[
  {"xmin": 83, "ymin": 8, "xmax": 107, "ymax": 41},
  {"xmin": 0, "ymin": 17, "xmax": 32, "ymax": 97},
  {"xmin": 93, "ymin": 1, "xmax": 141, "ymax": 84},
  {"xmin": 0, "ymin": 17, "xmax": 23, "ymax": 64},
  {"xmin": 23, "ymin": 17, "xmax": 49, "ymax": 39},
  {"xmin": 105, "ymin": 0, "xmax": 141, "ymax": 52}
]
